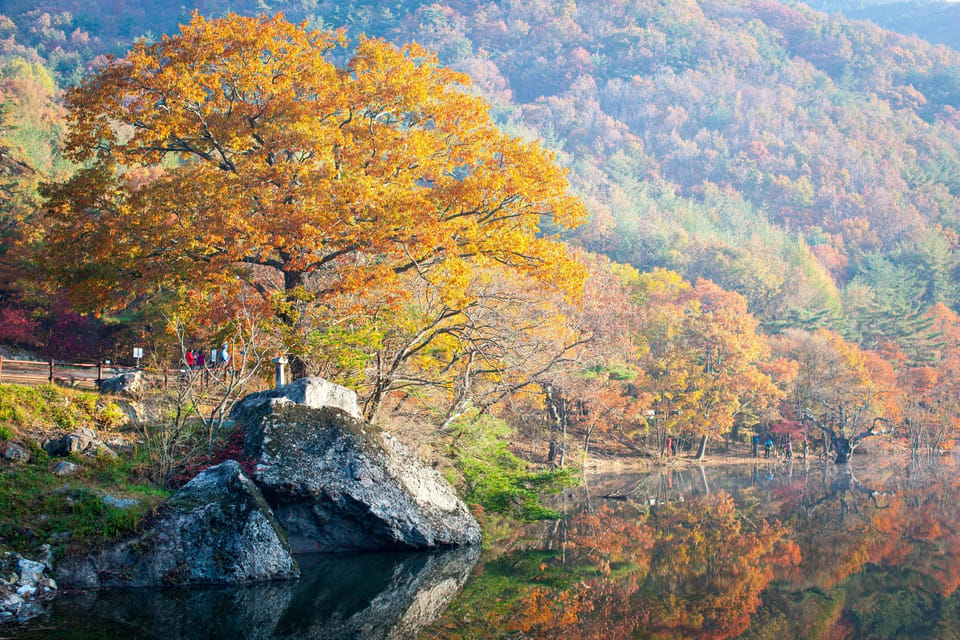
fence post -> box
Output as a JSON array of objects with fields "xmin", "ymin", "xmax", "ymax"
[
  {"xmin": 96, "ymin": 361, "xmax": 103, "ymax": 388},
  {"xmin": 48, "ymin": 359, "xmax": 54, "ymax": 384},
  {"xmin": 0, "ymin": 355, "xmax": 3, "ymax": 383}
]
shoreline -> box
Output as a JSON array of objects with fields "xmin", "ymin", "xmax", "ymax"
[
  {"xmin": 580, "ymin": 443, "xmax": 942, "ymax": 475},
  {"xmin": 581, "ymin": 452, "xmax": 807, "ymax": 474}
]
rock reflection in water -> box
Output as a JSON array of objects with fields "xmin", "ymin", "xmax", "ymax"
[{"xmin": 30, "ymin": 545, "xmax": 479, "ymax": 640}]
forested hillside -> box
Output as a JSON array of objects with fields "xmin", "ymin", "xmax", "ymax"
[
  {"xmin": 4, "ymin": 1, "xmax": 960, "ymax": 463},
  {"xmin": 806, "ymin": 1, "xmax": 960, "ymax": 51},
  {"xmin": 7, "ymin": 1, "xmax": 960, "ymax": 337}
]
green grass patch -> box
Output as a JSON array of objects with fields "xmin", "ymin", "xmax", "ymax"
[
  {"xmin": 0, "ymin": 383, "xmax": 126, "ymax": 438},
  {"xmin": 449, "ymin": 412, "xmax": 577, "ymax": 523},
  {"xmin": 0, "ymin": 384, "xmax": 170, "ymax": 558},
  {"xmin": 0, "ymin": 454, "xmax": 169, "ymax": 557}
]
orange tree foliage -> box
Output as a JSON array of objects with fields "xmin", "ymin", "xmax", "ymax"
[
  {"xmin": 40, "ymin": 13, "xmax": 586, "ymax": 367},
  {"xmin": 770, "ymin": 328, "xmax": 899, "ymax": 453},
  {"xmin": 629, "ymin": 269, "xmax": 782, "ymax": 450}
]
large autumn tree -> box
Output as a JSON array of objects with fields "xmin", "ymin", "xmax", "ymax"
[
  {"xmin": 770, "ymin": 328, "xmax": 897, "ymax": 462},
  {"xmin": 630, "ymin": 269, "xmax": 782, "ymax": 459},
  {"xmin": 40, "ymin": 12, "xmax": 586, "ymax": 384}
]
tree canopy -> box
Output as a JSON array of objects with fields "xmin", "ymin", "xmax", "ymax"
[{"xmin": 41, "ymin": 12, "xmax": 586, "ymax": 330}]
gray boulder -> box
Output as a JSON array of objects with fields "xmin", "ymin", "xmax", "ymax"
[
  {"xmin": 99, "ymin": 370, "xmax": 144, "ymax": 398},
  {"xmin": 43, "ymin": 428, "xmax": 115, "ymax": 458},
  {"xmin": 64, "ymin": 427, "xmax": 97, "ymax": 453},
  {"xmin": 1, "ymin": 442, "xmax": 30, "ymax": 464},
  {"xmin": 236, "ymin": 381, "xmax": 481, "ymax": 552},
  {"xmin": 53, "ymin": 460, "xmax": 78, "ymax": 476},
  {"xmin": 56, "ymin": 460, "xmax": 298, "ymax": 589},
  {"xmin": 231, "ymin": 376, "xmax": 362, "ymax": 423}
]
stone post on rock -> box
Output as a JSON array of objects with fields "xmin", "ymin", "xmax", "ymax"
[{"xmin": 272, "ymin": 356, "xmax": 289, "ymax": 389}]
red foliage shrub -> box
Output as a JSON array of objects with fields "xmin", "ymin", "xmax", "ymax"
[
  {"xmin": 169, "ymin": 427, "xmax": 257, "ymax": 488},
  {"xmin": 0, "ymin": 305, "xmax": 41, "ymax": 347},
  {"xmin": 42, "ymin": 300, "xmax": 105, "ymax": 361}
]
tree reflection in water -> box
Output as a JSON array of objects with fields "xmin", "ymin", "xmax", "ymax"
[{"xmin": 424, "ymin": 459, "xmax": 960, "ymax": 640}]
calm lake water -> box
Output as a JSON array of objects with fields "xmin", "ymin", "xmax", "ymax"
[{"xmin": 9, "ymin": 457, "xmax": 960, "ymax": 639}]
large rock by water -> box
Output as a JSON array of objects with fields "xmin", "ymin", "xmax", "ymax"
[
  {"xmin": 56, "ymin": 460, "xmax": 298, "ymax": 589},
  {"xmin": 234, "ymin": 377, "xmax": 482, "ymax": 552}
]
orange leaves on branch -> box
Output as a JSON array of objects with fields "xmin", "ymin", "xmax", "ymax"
[{"xmin": 42, "ymin": 12, "xmax": 587, "ymax": 324}]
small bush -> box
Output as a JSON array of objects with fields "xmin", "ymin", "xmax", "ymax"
[
  {"xmin": 0, "ymin": 305, "xmax": 41, "ymax": 347},
  {"xmin": 95, "ymin": 400, "xmax": 127, "ymax": 430},
  {"xmin": 449, "ymin": 412, "xmax": 577, "ymax": 522},
  {"xmin": 168, "ymin": 427, "xmax": 254, "ymax": 488}
]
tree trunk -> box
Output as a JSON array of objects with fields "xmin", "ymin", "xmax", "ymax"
[
  {"xmin": 544, "ymin": 384, "xmax": 567, "ymax": 468},
  {"xmin": 696, "ymin": 434, "xmax": 708, "ymax": 461},
  {"xmin": 833, "ymin": 436, "xmax": 852, "ymax": 464},
  {"xmin": 280, "ymin": 269, "xmax": 309, "ymax": 381}
]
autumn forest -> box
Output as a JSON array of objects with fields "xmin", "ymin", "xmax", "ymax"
[
  {"xmin": 7, "ymin": 1, "xmax": 960, "ymax": 638},
  {"xmin": 4, "ymin": 0, "xmax": 960, "ymax": 476}
]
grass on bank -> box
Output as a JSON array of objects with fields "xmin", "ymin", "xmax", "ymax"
[
  {"xmin": 447, "ymin": 412, "xmax": 577, "ymax": 523},
  {"xmin": 0, "ymin": 384, "xmax": 169, "ymax": 558}
]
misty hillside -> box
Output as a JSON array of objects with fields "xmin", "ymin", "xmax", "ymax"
[
  {"xmin": 4, "ymin": 0, "xmax": 960, "ymax": 346},
  {"xmin": 805, "ymin": 1, "xmax": 960, "ymax": 50}
]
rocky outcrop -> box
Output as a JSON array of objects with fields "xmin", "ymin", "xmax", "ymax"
[
  {"xmin": 0, "ymin": 548, "xmax": 56, "ymax": 624},
  {"xmin": 43, "ymin": 427, "xmax": 117, "ymax": 459},
  {"xmin": 234, "ymin": 377, "xmax": 481, "ymax": 552},
  {"xmin": 56, "ymin": 461, "xmax": 298, "ymax": 589}
]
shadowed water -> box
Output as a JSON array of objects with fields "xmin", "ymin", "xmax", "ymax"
[{"xmin": 9, "ymin": 545, "xmax": 479, "ymax": 640}]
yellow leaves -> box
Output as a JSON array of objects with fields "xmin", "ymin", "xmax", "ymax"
[
  {"xmin": 633, "ymin": 267, "xmax": 689, "ymax": 303},
  {"xmin": 628, "ymin": 270, "xmax": 780, "ymax": 435},
  {"xmin": 435, "ymin": 255, "xmax": 472, "ymax": 309}
]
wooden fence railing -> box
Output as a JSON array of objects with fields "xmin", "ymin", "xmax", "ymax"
[
  {"xmin": 0, "ymin": 356, "xmax": 134, "ymax": 390},
  {"xmin": 0, "ymin": 356, "xmax": 238, "ymax": 392}
]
